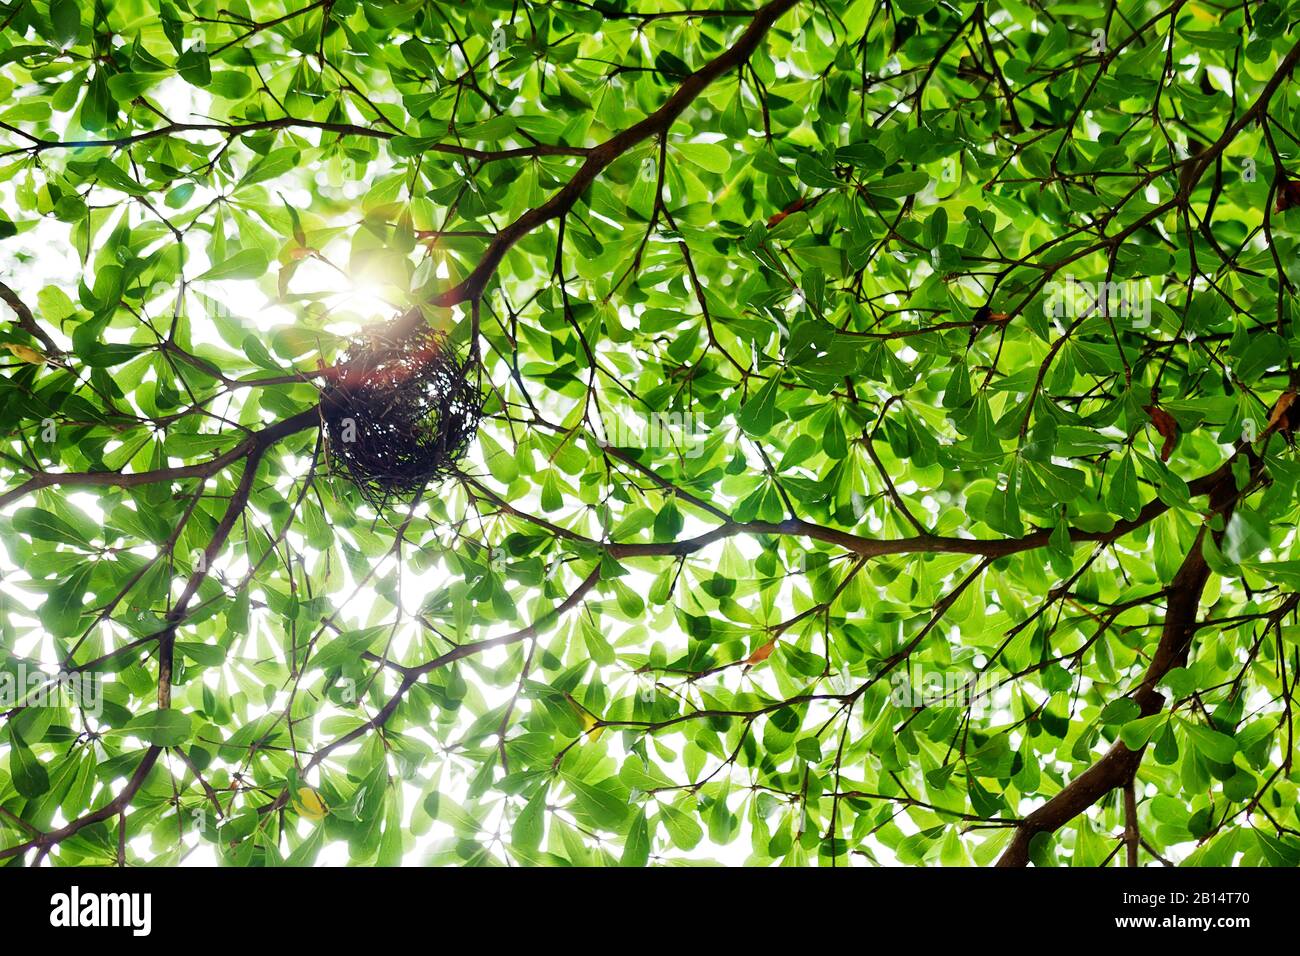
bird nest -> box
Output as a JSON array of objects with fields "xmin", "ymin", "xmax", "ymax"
[{"xmin": 321, "ymin": 323, "xmax": 483, "ymax": 510}]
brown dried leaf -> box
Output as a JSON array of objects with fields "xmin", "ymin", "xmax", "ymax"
[
  {"xmin": 1264, "ymin": 388, "xmax": 1298, "ymax": 436},
  {"xmin": 1276, "ymin": 177, "xmax": 1300, "ymax": 213},
  {"xmin": 1142, "ymin": 405, "xmax": 1179, "ymax": 462},
  {"xmin": 767, "ymin": 197, "xmax": 807, "ymax": 228}
]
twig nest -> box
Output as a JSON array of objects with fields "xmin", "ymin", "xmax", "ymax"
[{"xmin": 321, "ymin": 323, "xmax": 482, "ymax": 509}]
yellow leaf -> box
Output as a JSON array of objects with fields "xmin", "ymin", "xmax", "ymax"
[
  {"xmin": 565, "ymin": 695, "xmax": 606, "ymax": 743},
  {"xmin": 4, "ymin": 342, "xmax": 45, "ymax": 364},
  {"xmin": 579, "ymin": 710, "xmax": 605, "ymax": 743},
  {"xmin": 292, "ymin": 786, "xmax": 328, "ymax": 821}
]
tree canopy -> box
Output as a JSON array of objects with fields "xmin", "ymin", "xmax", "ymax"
[{"xmin": 2, "ymin": 0, "xmax": 1300, "ymax": 868}]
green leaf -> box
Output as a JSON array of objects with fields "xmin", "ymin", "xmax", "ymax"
[
  {"xmin": 8, "ymin": 731, "xmax": 50, "ymax": 799},
  {"xmin": 563, "ymin": 775, "xmax": 629, "ymax": 831},
  {"xmin": 198, "ymin": 249, "xmax": 270, "ymax": 282},
  {"xmin": 123, "ymin": 710, "xmax": 194, "ymax": 747},
  {"xmin": 674, "ymin": 142, "xmax": 731, "ymax": 174},
  {"xmin": 1100, "ymin": 698, "xmax": 1140, "ymax": 727},
  {"xmin": 1106, "ymin": 453, "xmax": 1141, "ymax": 522},
  {"xmin": 659, "ymin": 801, "xmax": 703, "ymax": 850},
  {"xmin": 285, "ymin": 824, "xmax": 325, "ymax": 866},
  {"xmin": 40, "ymin": 563, "xmax": 93, "ymax": 637},
  {"xmin": 737, "ymin": 375, "xmax": 784, "ymax": 436},
  {"xmin": 795, "ymin": 154, "xmax": 840, "ymax": 189},
  {"xmin": 12, "ymin": 507, "xmax": 92, "ymax": 546},
  {"xmin": 795, "ymin": 736, "xmax": 821, "ymax": 762},
  {"xmin": 1119, "ymin": 714, "xmax": 1162, "ymax": 748},
  {"xmin": 865, "ymin": 171, "xmax": 929, "ymax": 198},
  {"xmin": 107, "ymin": 72, "xmax": 164, "ymax": 101},
  {"xmin": 512, "ymin": 787, "xmax": 547, "ymax": 854},
  {"xmin": 1182, "ymin": 722, "xmax": 1237, "ymax": 763},
  {"xmin": 94, "ymin": 158, "xmax": 150, "ymax": 196},
  {"xmin": 50, "ymin": 0, "xmax": 80, "ymax": 46},
  {"xmin": 177, "ymin": 641, "xmax": 226, "ymax": 667},
  {"xmin": 242, "ymin": 332, "xmax": 281, "ymax": 371},
  {"xmin": 620, "ymin": 808, "xmax": 650, "ymax": 866}
]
